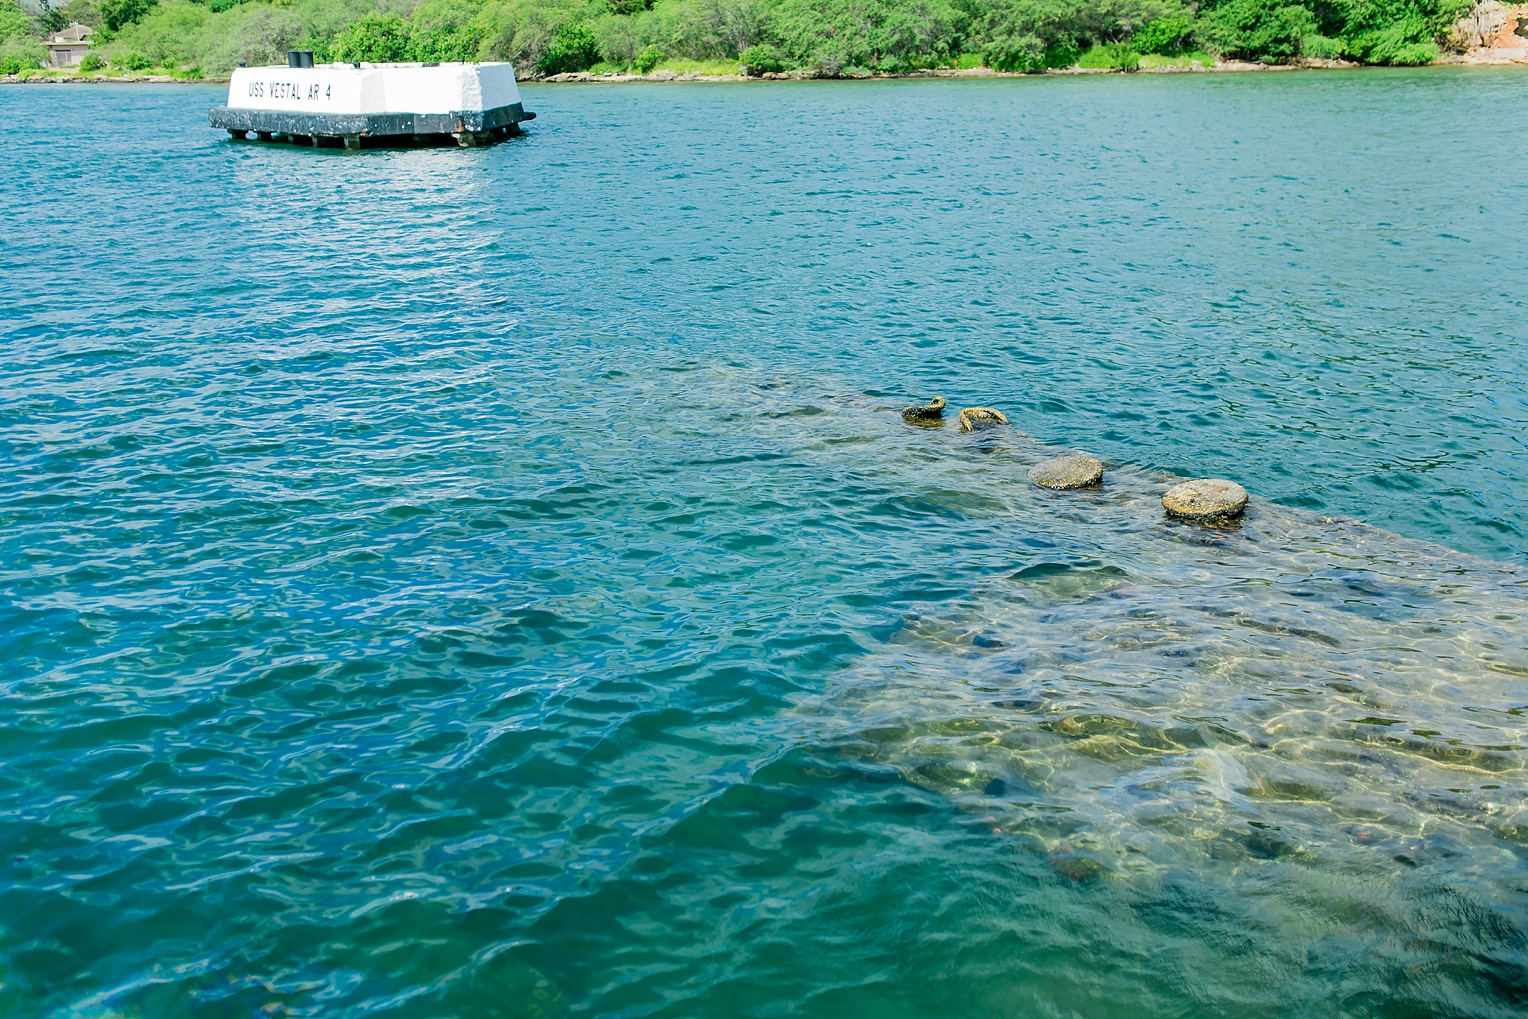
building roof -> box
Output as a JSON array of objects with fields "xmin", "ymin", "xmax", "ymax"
[{"xmin": 50, "ymin": 23, "xmax": 94, "ymax": 43}]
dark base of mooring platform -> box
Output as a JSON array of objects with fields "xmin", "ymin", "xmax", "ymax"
[{"xmin": 208, "ymin": 103, "xmax": 535, "ymax": 149}]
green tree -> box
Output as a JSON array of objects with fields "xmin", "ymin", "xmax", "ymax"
[
  {"xmin": 983, "ymin": 32, "xmax": 1043, "ymax": 69},
  {"xmin": 739, "ymin": 40, "xmax": 783, "ymax": 69},
  {"xmin": 38, "ymin": 1, "xmax": 68, "ymax": 34},
  {"xmin": 633, "ymin": 41, "xmax": 662, "ymax": 70},
  {"xmin": 1132, "ymin": 13, "xmax": 1190, "ymax": 52},
  {"xmin": 535, "ymin": 19, "xmax": 598, "ymax": 72},
  {"xmin": 1333, "ymin": 0, "xmax": 1468, "ymax": 61},
  {"xmin": 99, "ymin": 0, "xmax": 156, "ymax": 31},
  {"xmin": 1041, "ymin": 36, "xmax": 1080, "ymax": 65},
  {"xmin": 60, "ymin": 0, "xmax": 103, "ymax": 27},
  {"xmin": 969, "ymin": 0, "xmax": 1165, "ymax": 67},
  {"xmin": 660, "ymin": 0, "xmax": 770, "ymax": 59},
  {"xmin": 0, "ymin": 0, "xmax": 34, "ymax": 39},
  {"xmin": 770, "ymin": 0, "xmax": 966, "ymax": 72},
  {"xmin": 1334, "ymin": 0, "xmax": 1468, "ymax": 38},
  {"xmin": 1062, "ymin": 0, "xmax": 1179, "ymax": 42},
  {"xmin": 1343, "ymin": 17, "xmax": 1434, "ymax": 61},
  {"xmin": 1196, "ymin": 0, "xmax": 1316, "ymax": 60},
  {"xmin": 331, "ymin": 11, "xmax": 409, "ymax": 62},
  {"xmin": 408, "ymin": 0, "xmax": 486, "ymax": 61},
  {"xmin": 1078, "ymin": 39, "xmax": 1141, "ymax": 65}
]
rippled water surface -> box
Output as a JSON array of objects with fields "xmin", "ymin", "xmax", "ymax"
[{"xmin": 2, "ymin": 71, "xmax": 1527, "ymax": 1018}]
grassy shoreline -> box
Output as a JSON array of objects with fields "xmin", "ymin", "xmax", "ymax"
[{"xmin": 3, "ymin": 52, "xmax": 1521, "ymax": 85}]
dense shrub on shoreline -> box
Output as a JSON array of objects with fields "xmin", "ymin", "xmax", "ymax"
[
  {"xmin": 2, "ymin": 0, "xmax": 45, "ymax": 70},
  {"xmin": 3, "ymin": 0, "xmax": 1476, "ymax": 77}
]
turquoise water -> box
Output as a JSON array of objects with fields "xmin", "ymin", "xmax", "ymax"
[{"xmin": 2, "ymin": 70, "xmax": 1527, "ymax": 1018}]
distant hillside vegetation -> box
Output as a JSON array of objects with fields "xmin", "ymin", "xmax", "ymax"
[{"xmin": 2, "ymin": 0, "xmax": 1477, "ymax": 77}]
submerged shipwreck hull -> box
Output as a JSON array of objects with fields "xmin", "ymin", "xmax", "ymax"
[{"xmin": 208, "ymin": 60, "xmax": 535, "ymax": 149}]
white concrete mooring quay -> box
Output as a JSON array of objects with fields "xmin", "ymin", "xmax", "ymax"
[{"xmin": 208, "ymin": 54, "xmax": 536, "ymax": 149}]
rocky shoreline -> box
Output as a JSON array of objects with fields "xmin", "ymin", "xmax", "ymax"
[
  {"xmin": 538, "ymin": 60, "xmax": 1303, "ymax": 83},
  {"xmin": 3, "ymin": 50, "xmax": 1524, "ymax": 87},
  {"xmin": 0, "ymin": 72, "xmax": 213, "ymax": 83}
]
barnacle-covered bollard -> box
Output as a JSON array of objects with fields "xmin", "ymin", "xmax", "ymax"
[
  {"xmin": 1162, "ymin": 479, "xmax": 1248, "ymax": 521},
  {"xmin": 901, "ymin": 396, "xmax": 946, "ymax": 425},
  {"xmin": 958, "ymin": 407, "xmax": 1008, "ymax": 432},
  {"xmin": 1029, "ymin": 454, "xmax": 1104, "ymax": 490}
]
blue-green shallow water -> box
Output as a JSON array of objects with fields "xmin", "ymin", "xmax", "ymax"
[{"xmin": 1, "ymin": 70, "xmax": 1527, "ymax": 1018}]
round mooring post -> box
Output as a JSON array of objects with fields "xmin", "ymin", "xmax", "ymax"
[
  {"xmin": 1162, "ymin": 479, "xmax": 1248, "ymax": 521},
  {"xmin": 1029, "ymin": 454, "xmax": 1104, "ymax": 490}
]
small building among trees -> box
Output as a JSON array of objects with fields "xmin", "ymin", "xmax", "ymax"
[{"xmin": 44, "ymin": 21, "xmax": 91, "ymax": 66}]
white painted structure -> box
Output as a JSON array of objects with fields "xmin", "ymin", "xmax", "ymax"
[
  {"xmin": 210, "ymin": 61, "xmax": 532, "ymax": 148},
  {"xmin": 46, "ymin": 23, "xmax": 93, "ymax": 67},
  {"xmin": 225, "ymin": 62, "xmax": 522, "ymax": 117}
]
